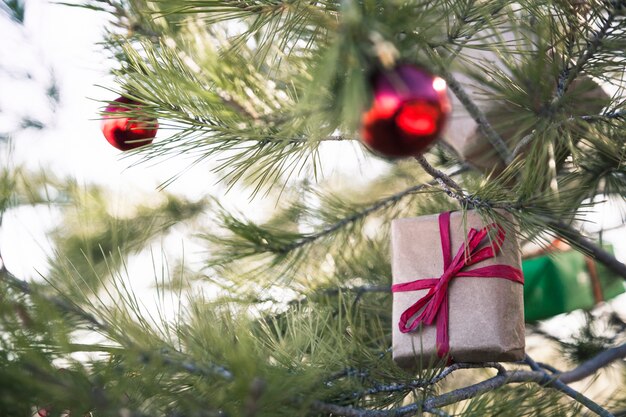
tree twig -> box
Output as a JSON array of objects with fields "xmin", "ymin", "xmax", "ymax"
[
  {"xmin": 437, "ymin": 67, "xmax": 511, "ymax": 162},
  {"xmin": 543, "ymin": 218, "xmax": 626, "ymax": 281},
  {"xmin": 510, "ymin": 5, "xmax": 619, "ymax": 158},
  {"xmin": 524, "ymin": 355, "xmax": 613, "ymax": 417},
  {"xmin": 415, "ymin": 156, "xmax": 626, "ymax": 281},
  {"xmin": 3, "ymin": 235, "xmax": 625, "ymax": 417},
  {"xmin": 0, "ymin": 255, "xmax": 234, "ymax": 381},
  {"xmin": 310, "ymin": 345, "xmax": 626, "ymax": 417},
  {"xmin": 423, "ymin": 406, "xmax": 451, "ymax": 417},
  {"xmin": 553, "ymin": 9, "xmax": 617, "ymax": 103},
  {"xmin": 557, "ymin": 343, "xmax": 626, "ymax": 384},
  {"xmin": 508, "ymin": 130, "xmax": 536, "ymax": 164},
  {"xmin": 348, "ymin": 363, "xmax": 505, "ymax": 399},
  {"xmin": 510, "ymin": 108, "xmax": 625, "ymax": 162},
  {"xmin": 274, "ymin": 167, "xmax": 468, "ymax": 254},
  {"xmin": 536, "ymin": 362, "xmax": 561, "ymax": 374},
  {"xmin": 0, "ymin": 255, "xmax": 106, "ymax": 332},
  {"xmin": 579, "ymin": 108, "xmax": 626, "ymax": 122},
  {"xmin": 415, "ymin": 156, "xmax": 464, "ymax": 194}
]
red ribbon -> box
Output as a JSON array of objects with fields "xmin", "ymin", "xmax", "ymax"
[{"xmin": 391, "ymin": 211, "xmax": 524, "ymax": 360}]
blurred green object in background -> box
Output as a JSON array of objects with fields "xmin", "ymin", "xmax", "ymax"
[{"xmin": 523, "ymin": 246, "xmax": 626, "ymax": 322}]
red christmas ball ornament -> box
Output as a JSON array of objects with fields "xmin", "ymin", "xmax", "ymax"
[
  {"xmin": 36, "ymin": 407, "xmax": 50, "ymax": 417},
  {"xmin": 360, "ymin": 64, "xmax": 451, "ymax": 158},
  {"xmin": 101, "ymin": 96, "xmax": 158, "ymax": 151}
]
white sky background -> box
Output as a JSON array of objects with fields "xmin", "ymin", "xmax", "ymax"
[{"xmin": 0, "ymin": 0, "xmax": 624, "ymax": 330}]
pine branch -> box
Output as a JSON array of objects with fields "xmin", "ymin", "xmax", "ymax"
[
  {"xmin": 1, "ymin": 258, "xmax": 236, "ymax": 417},
  {"xmin": 149, "ymin": 0, "xmax": 335, "ymax": 60},
  {"xmin": 536, "ymin": 362, "xmax": 561, "ymax": 374},
  {"xmin": 274, "ymin": 185, "xmax": 419, "ymax": 254},
  {"xmin": 349, "ymin": 363, "xmax": 505, "ymax": 399},
  {"xmin": 310, "ymin": 346, "xmax": 626, "ymax": 417},
  {"xmin": 509, "ymin": 131, "xmax": 536, "ymax": 163},
  {"xmin": 557, "ymin": 343, "xmax": 626, "ymax": 384},
  {"xmin": 0, "ymin": 0, "xmax": 25, "ymax": 23},
  {"xmin": 425, "ymin": 369, "xmax": 613, "ymax": 417},
  {"xmin": 272, "ymin": 167, "xmax": 467, "ymax": 255},
  {"xmin": 435, "ymin": 66, "xmax": 511, "ymax": 162},
  {"xmin": 427, "ymin": 1, "xmax": 508, "ymax": 49},
  {"xmin": 579, "ymin": 108, "xmax": 626, "ymax": 122},
  {"xmin": 249, "ymin": 284, "xmax": 391, "ymax": 309},
  {"xmin": 523, "ymin": 355, "xmax": 613, "ymax": 417},
  {"xmin": 0, "ymin": 254, "xmax": 106, "ymax": 332},
  {"xmin": 509, "ymin": 4, "xmax": 622, "ymax": 162},
  {"xmin": 415, "ymin": 156, "xmax": 464, "ymax": 194},
  {"xmin": 297, "ymin": 284, "xmax": 391, "ymax": 306},
  {"xmin": 0, "ymin": 254, "xmax": 234, "ymax": 381},
  {"xmin": 510, "ymin": 107, "xmax": 625, "ymax": 162},
  {"xmin": 541, "ymin": 218, "xmax": 626, "ymax": 280},
  {"xmin": 72, "ymin": 0, "xmax": 161, "ymax": 38},
  {"xmin": 4, "ymin": 250, "xmax": 625, "ymax": 416},
  {"xmin": 423, "ymin": 407, "xmax": 451, "ymax": 417},
  {"xmin": 415, "ymin": 157, "xmax": 626, "ymax": 281},
  {"xmin": 554, "ymin": 7, "xmax": 618, "ymax": 104}
]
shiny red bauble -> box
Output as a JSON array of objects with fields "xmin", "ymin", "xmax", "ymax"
[
  {"xmin": 101, "ymin": 96, "xmax": 158, "ymax": 151},
  {"xmin": 360, "ymin": 64, "xmax": 451, "ymax": 158}
]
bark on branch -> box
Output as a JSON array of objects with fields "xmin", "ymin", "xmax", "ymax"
[
  {"xmin": 415, "ymin": 157, "xmax": 626, "ymax": 281},
  {"xmin": 311, "ymin": 346, "xmax": 626, "ymax": 417}
]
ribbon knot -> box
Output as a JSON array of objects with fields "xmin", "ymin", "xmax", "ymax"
[{"xmin": 392, "ymin": 211, "xmax": 523, "ymax": 360}]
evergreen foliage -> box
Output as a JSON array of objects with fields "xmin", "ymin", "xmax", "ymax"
[{"xmin": 1, "ymin": 0, "xmax": 626, "ymax": 416}]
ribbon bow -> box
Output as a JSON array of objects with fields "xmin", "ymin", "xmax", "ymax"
[{"xmin": 391, "ymin": 211, "xmax": 524, "ymax": 360}]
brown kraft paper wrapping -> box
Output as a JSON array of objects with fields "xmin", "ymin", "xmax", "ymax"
[{"xmin": 391, "ymin": 210, "xmax": 525, "ymax": 368}]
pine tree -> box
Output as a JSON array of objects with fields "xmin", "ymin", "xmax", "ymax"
[{"xmin": 1, "ymin": 0, "xmax": 626, "ymax": 416}]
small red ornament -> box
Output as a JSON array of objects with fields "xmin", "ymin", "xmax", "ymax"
[
  {"xmin": 36, "ymin": 407, "xmax": 50, "ymax": 417},
  {"xmin": 360, "ymin": 64, "xmax": 451, "ymax": 158},
  {"xmin": 101, "ymin": 96, "xmax": 158, "ymax": 151}
]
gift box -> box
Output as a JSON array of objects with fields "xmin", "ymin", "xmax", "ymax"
[
  {"xmin": 391, "ymin": 210, "xmax": 525, "ymax": 368},
  {"xmin": 523, "ymin": 247, "xmax": 625, "ymax": 322},
  {"xmin": 442, "ymin": 25, "xmax": 609, "ymax": 175}
]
